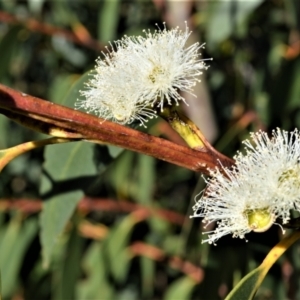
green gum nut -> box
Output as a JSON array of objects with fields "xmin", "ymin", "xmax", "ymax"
[{"xmin": 245, "ymin": 208, "xmax": 274, "ymax": 233}]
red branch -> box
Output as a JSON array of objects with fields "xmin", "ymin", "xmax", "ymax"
[
  {"xmin": 80, "ymin": 197, "xmax": 186, "ymax": 225},
  {"xmin": 130, "ymin": 241, "xmax": 204, "ymax": 283},
  {"xmin": 0, "ymin": 84, "xmax": 235, "ymax": 174},
  {"xmin": 0, "ymin": 10, "xmax": 105, "ymax": 52},
  {"xmin": 0, "ymin": 197, "xmax": 186, "ymax": 225}
]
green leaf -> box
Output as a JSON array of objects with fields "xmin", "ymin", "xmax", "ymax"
[
  {"xmin": 109, "ymin": 151, "xmax": 134, "ymax": 197},
  {"xmin": 0, "ymin": 269, "xmax": 2, "ymax": 300},
  {"xmin": 39, "ymin": 142, "xmax": 97, "ymax": 267},
  {"xmin": 52, "ymin": 71, "xmax": 91, "ymax": 108},
  {"xmin": 0, "ymin": 217, "xmax": 37, "ymax": 298},
  {"xmin": 207, "ymin": 0, "xmax": 264, "ymax": 48},
  {"xmin": 234, "ymin": 0, "xmax": 265, "ymax": 37},
  {"xmin": 0, "ymin": 116, "xmax": 9, "ymax": 149},
  {"xmin": 225, "ymin": 231, "xmax": 300, "ymax": 300},
  {"xmin": 0, "ymin": 26, "xmax": 21, "ymax": 82},
  {"xmin": 287, "ymin": 60, "xmax": 300, "ymax": 110},
  {"xmin": 98, "ymin": 0, "xmax": 120, "ymax": 43},
  {"xmin": 226, "ymin": 267, "xmax": 264, "ymax": 300},
  {"xmin": 76, "ymin": 241, "xmax": 114, "ymax": 299},
  {"xmin": 163, "ymin": 276, "xmax": 196, "ymax": 300},
  {"xmin": 107, "ymin": 145, "xmax": 124, "ymax": 158},
  {"xmin": 104, "ymin": 215, "xmax": 137, "ymax": 283},
  {"xmin": 140, "ymin": 256, "xmax": 155, "ymax": 298},
  {"xmin": 55, "ymin": 224, "xmax": 84, "ymax": 300},
  {"xmin": 28, "ymin": 0, "xmax": 45, "ymax": 14},
  {"xmin": 48, "ymin": 73, "xmax": 80, "ymax": 105},
  {"xmin": 135, "ymin": 155, "xmax": 155, "ymax": 204}
]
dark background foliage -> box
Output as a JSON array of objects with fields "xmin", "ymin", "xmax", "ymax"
[{"xmin": 0, "ymin": 0, "xmax": 300, "ymax": 299}]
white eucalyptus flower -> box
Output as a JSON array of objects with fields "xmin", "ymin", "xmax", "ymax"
[
  {"xmin": 116, "ymin": 23, "xmax": 211, "ymax": 110},
  {"xmin": 77, "ymin": 23, "xmax": 210, "ymax": 126},
  {"xmin": 77, "ymin": 54, "xmax": 157, "ymax": 127},
  {"xmin": 191, "ymin": 128, "xmax": 300, "ymax": 244}
]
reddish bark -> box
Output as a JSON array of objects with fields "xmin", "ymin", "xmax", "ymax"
[{"xmin": 0, "ymin": 84, "xmax": 235, "ymax": 174}]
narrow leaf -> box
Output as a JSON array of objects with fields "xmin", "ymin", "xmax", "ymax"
[
  {"xmin": 104, "ymin": 215, "xmax": 138, "ymax": 282},
  {"xmin": 0, "ymin": 217, "xmax": 37, "ymax": 298},
  {"xmin": 98, "ymin": 0, "xmax": 120, "ymax": 43},
  {"xmin": 140, "ymin": 256, "xmax": 155, "ymax": 298},
  {"xmin": 56, "ymin": 225, "xmax": 84, "ymax": 300},
  {"xmin": 0, "ymin": 26, "xmax": 21, "ymax": 81},
  {"xmin": 39, "ymin": 142, "xmax": 97, "ymax": 267},
  {"xmin": 0, "ymin": 115, "xmax": 8, "ymax": 149},
  {"xmin": 48, "ymin": 73, "xmax": 79, "ymax": 105},
  {"xmin": 163, "ymin": 276, "xmax": 196, "ymax": 300},
  {"xmin": 76, "ymin": 241, "xmax": 114, "ymax": 299},
  {"xmin": 57, "ymin": 71, "xmax": 90, "ymax": 108},
  {"xmin": 225, "ymin": 231, "xmax": 300, "ymax": 300}
]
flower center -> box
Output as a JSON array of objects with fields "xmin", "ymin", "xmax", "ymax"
[
  {"xmin": 113, "ymin": 113, "xmax": 126, "ymax": 121},
  {"xmin": 149, "ymin": 66, "xmax": 165, "ymax": 83},
  {"xmin": 112, "ymin": 106, "xmax": 129, "ymax": 122},
  {"xmin": 244, "ymin": 208, "xmax": 274, "ymax": 232}
]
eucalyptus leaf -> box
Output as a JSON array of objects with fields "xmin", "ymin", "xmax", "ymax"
[
  {"xmin": 39, "ymin": 142, "xmax": 97, "ymax": 267},
  {"xmin": 48, "ymin": 73, "xmax": 80, "ymax": 105},
  {"xmin": 55, "ymin": 71, "xmax": 91, "ymax": 108},
  {"xmin": 225, "ymin": 232, "xmax": 300, "ymax": 300},
  {"xmin": 0, "ymin": 217, "xmax": 37, "ymax": 298},
  {"xmin": 163, "ymin": 276, "xmax": 196, "ymax": 300},
  {"xmin": 135, "ymin": 155, "xmax": 155, "ymax": 204},
  {"xmin": 104, "ymin": 215, "xmax": 137, "ymax": 283},
  {"xmin": 98, "ymin": 0, "xmax": 120, "ymax": 43},
  {"xmin": 140, "ymin": 256, "xmax": 154, "ymax": 298},
  {"xmin": 0, "ymin": 26, "xmax": 21, "ymax": 82},
  {"xmin": 207, "ymin": 0, "xmax": 264, "ymax": 48},
  {"xmin": 56, "ymin": 226, "xmax": 84, "ymax": 300},
  {"xmin": 76, "ymin": 241, "xmax": 114, "ymax": 299},
  {"xmin": 0, "ymin": 116, "xmax": 8, "ymax": 149}
]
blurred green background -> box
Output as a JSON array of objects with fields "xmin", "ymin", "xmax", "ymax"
[{"xmin": 0, "ymin": 0, "xmax": 300, "ymax": 299}]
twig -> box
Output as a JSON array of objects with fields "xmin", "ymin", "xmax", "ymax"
[
  {"xmin": 0, "ymin": 84, "xmax": 235, "ymax": 174},
  {"xmin": 0, "ymin": 10, "xmax": 105, "ymax": 52},
  {"xmin": 130, "ymin": 241, "xmax": 204, "ymax": 283},
  {"xmin": 0, "ymin": 197, "xmax": 186, "ymax": 225}
]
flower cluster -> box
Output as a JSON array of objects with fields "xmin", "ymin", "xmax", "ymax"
[
  {"xmin": 77, "ymin": 23, "xmax": 210, "ymax": 127},
  {"xmin": 191, "ymin": 128, "xmax": 300, "ymax": 244}
]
